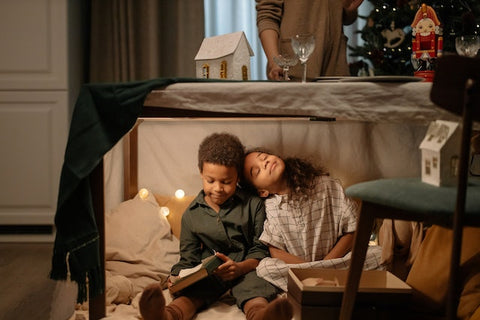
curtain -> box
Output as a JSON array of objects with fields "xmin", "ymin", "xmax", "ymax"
[
  {"xmin": 89, "ymin": 0, "xmax": 205, "ymax": 82},
  {"xmin": 88, "ymin": 0, "xmax": 205, "ymax": 210},
  {"xmin": 344, "ymin": 1, "xmax": 373, "ymax": 62}
]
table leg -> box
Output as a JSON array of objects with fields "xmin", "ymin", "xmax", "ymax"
[{"xmin": 89, "ymin": 160, "xmax": 106, "ymax": 320}]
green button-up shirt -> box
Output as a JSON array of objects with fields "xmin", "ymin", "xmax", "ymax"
[{"xmin": 171, "ymin": 189, "xmax": 268, "ymax": 276}]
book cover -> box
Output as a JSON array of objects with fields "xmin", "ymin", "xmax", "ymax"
[{"xmin": 170, "ymin": 254, "xmax": 223, "ymax": 294}]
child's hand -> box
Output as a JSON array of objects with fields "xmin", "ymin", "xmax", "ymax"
[
  {"xmin": 213, "ymin": 252, "xmax": 244, "ymax": 281},
  {"xmin": 167, "ymin": 275, "xmax": 180, "ymax": 289}
]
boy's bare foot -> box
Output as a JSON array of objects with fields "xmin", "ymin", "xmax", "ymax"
[
  {"xmin": 263, "ymin": 297, "xmax": 293, "ymax": 320},
  {"xmin": 139, "ymin": 283, "xmax": 167, "ymax": 320}
]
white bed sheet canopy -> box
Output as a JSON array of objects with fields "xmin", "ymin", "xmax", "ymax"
[{"xmin": 103, "ymin": 81, "xmax": 447, "ymax": 211}]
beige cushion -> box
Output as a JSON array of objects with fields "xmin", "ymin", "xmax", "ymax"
[
  {"xmin": 406, "ymin": 225, "xmax": 480, "ymax": 319},
  {"xmin": 105, "ymin": 190, "xmax": 181, "ymax": 295}
]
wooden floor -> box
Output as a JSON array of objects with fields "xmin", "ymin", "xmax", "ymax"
[{"xmin": 0, "ymin": 242, "xmax": 56, "ymax": 320}]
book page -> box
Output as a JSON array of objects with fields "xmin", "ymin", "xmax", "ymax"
[
  {"xmin": 178, "ymin": 264, "xmax": 203, "ymax": 278},
  {"xmin": 177, "ymin": 255, "xmax": 219, "ymax": 278}
]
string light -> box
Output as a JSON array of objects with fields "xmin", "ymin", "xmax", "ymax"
[
  {"xmin": 175, "ymin": 189, "xmax": 185, "ymax": 199},
  {"xmin": 160, "ymin": 206, "xmax": 170, "ymax": 217},
  {"xmin": 138, "ymin": 188, "xmax": 149, "ymax": 200}
]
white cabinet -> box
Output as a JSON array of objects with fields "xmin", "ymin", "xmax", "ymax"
[{"xmin": 0, "ymin": 0, "xmax": 84, "ymax": 241}]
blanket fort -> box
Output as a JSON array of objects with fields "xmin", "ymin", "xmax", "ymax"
[
  {"xmin": 51, "ymin": 77, "xmax": 454, "ymax": 304},
  {"xmin": 49, "ymin": 77, "xmax": 315, "ymax": 303}
]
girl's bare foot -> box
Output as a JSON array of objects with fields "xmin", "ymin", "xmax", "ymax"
[
  {"xmin": 245, "ymin": 297, "xmax": 293, "ymax": 320},
  {"xmin": 263, "ymin": 297, "xmax": 293, "ymax": 320}
]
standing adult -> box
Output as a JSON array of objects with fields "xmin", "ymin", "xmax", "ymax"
[{"xmin": 256, "ymin": 0, "xmax": 364, "ymax": 80}]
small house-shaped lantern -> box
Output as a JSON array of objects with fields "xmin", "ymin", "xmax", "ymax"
[
  {"xmin": 419, "ymin": 120, "xmax": 460, "ymax": 187},
  {"xmin": 195, "ymin": 31, "xmax": 254, "ymax": 81}
]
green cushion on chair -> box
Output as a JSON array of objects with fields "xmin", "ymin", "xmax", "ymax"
[{"xmin": 345, "ymin": 178, "xmax": 480, "ymax": 218}]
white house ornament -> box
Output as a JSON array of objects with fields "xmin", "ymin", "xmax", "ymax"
[{"xmin": 195, "ymin": 31, "xmax": 254, "ymax": 81}]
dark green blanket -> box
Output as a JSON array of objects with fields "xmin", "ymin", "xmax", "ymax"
[{"xmin": 50, "ymin": 78, "xmax": 195, "ymax": 302}]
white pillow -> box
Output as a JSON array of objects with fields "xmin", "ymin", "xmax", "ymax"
[{"xmin": 105, "ymin": 189, "xmax": 180, "ymax": 295}]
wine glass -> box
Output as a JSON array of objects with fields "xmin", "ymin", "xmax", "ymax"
[
  {"xmin": 273, "ymin": 39, "xmax": 298, "ymax": 81},
  {"xmin": 291, "ymin": 33, "xmax": 315, "ymax": 83},
  {"xmin": 455, "ymin": 35, "xmax": 480, "ymax": 57},
  {"xmin": 273, "ymin": 54, "xmax": 298, "ymax": 80}
]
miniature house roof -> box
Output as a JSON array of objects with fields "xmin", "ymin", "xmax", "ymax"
[
  {"xmin": 194, "ymin": 31, "xmax": 254, "ymax": 60},
  {"xmin": 419, "ymin": 120, "xmax": 459, "ymax": 152}
]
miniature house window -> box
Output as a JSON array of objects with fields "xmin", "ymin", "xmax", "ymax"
[
  {"xmin": 202, "ymin": 64, "xmax": 210, "ymax": 79},
  {"xmin": 437, "ymin": 125, "xmax": 449, "ymax": 143},
  {"xmin": 425, "ymin": 159, "xmax": 431, "ymax": 175},
  {"xmin": 426, "ymin": 122, "xmax": 439, "ymax": 141},
  {"xmin": 432, "ymin": 157, "xmax": 438, "ymax": 169},
  {"xmin": 220, "ymin": 60, "xmax": 227, "ymax": 79},
  {"xmin": 242, "ymin": 65, "xmax": 248, "ymax": 81},
  {"xmin": 450, "ymin": 156, "xmax": 459, "ymax": 177}
]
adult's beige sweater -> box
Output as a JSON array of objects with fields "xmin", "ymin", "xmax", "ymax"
[{"xmin": 256, "ymin": 0, "xmax": 353, "ymax": 79}]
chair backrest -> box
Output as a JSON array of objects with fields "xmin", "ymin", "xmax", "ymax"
[{"xmin": 431, "ymin": 55, "xmax": 480, "ymax": 121}]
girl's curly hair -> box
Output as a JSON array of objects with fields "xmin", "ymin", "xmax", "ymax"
[
  {"xmin": 198, "ymin": 132, "xmax": 245, "ymax": 175},
  {"xmin": 242, "ymin": 148, "xmax": 328, "ymax": 200},
  {"xmin": 283, "ymin": 157, "xmax": 328, "ymax": 200}
]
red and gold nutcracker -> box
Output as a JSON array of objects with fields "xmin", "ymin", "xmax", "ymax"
[{"xmin": 411, "ymin": 3, "xmax": 443, "ymax": 81}]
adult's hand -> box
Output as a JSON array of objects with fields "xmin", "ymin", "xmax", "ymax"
[
  {"xmin": 267, "ymin": 60, "xmax": 284, "ymax": 81},
  {"xmin": 342, "ymin": 0, "xmax": 363, "ymax": 11}
]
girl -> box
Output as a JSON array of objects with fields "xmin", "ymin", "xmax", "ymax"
[{"xmin": 242, "ymin": 149, "xmax": 382, "ymax": 290}]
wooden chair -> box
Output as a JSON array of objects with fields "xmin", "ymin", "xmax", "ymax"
[{"xmin": 339, "ymin": 55, "xmax": 480, "ymax": 320}]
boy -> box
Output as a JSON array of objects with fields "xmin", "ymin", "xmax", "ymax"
[{"xmin": 139, "ymin": 132, "xmax": 293, "ymax": 320}]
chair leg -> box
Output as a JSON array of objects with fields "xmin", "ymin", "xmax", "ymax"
[
  {"xmin": 446, "ymin": 89, "xmax": 474, "ymax": 319},
  {"xmin": 339, "ymin": 205, "xmax": 375, "ymax": 320}
]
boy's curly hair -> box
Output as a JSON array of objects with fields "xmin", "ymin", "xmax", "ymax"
[{"xmin": 198, "ymin": 132, "xmax": 245, "ymax": 175}]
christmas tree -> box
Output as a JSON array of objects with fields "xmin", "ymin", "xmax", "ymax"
[{"xmin": 349, "ymin": 0, "xmax": 480, "ymax": 76}]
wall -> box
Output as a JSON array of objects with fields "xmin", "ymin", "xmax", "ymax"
[{"xmin": 0, "ymin": 0, "xmax": 86, "ymax": 242}]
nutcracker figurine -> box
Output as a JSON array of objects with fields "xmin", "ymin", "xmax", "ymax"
[{"xmin": 411, "ymin": 3, "xmax": 443, "ymax": 81}]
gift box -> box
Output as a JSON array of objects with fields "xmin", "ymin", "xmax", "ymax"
[{"xmin": 287, "ymin": 268, "xmax": 412, "ymax": 320}]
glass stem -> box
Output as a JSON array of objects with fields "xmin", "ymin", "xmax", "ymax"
[
  {"xmin": 302, "ymin": 62, "xmax": 307, "ymax": 83},
  {"xmin": 283, "ymin": 67, "xmax": 289, "ymax": 81}
]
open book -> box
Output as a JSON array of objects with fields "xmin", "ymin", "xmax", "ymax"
[{"xmin": 170, "ymin": 254, "xmax": 223, "ymax": 294}]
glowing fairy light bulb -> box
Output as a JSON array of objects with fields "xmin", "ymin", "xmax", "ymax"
[
  {"xmin": 138, "ymin": 188, "xmax": 149, "ymax": 200},
  {"xmin": 175, "ymin": 189, "xmax": 185, "ymax": 199},
  {"xmin": 160, "ymin": 206, "xmax": 170, "ymax": 217}
]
